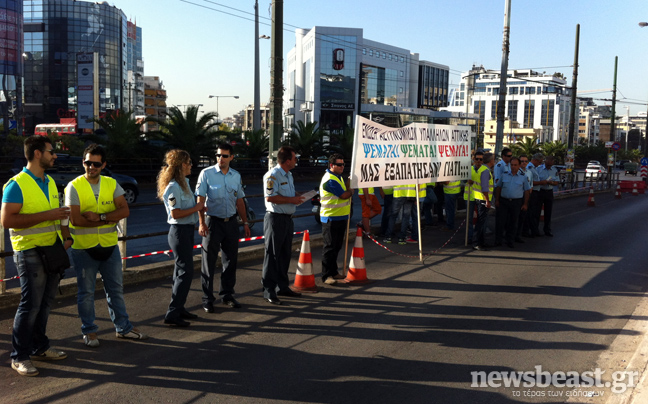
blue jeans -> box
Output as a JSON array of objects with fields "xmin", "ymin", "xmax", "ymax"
[
  {"xmin": 72, "ymin": 248, "xmax": 133, "ymax": 335},
  {"xmin": 444, "ymin": 193, "xmax": 459, "ymax": 229},
  {"xmin": 422, "ymin": 186, "xmax": 438, "ymax": 225},
  {"xmin": 391, "ymin": 196, "xmax": 418, "ymax": 241},
  {"xmin": 11, "ymin": 248, "xmax": 61, "ymax": 361}
]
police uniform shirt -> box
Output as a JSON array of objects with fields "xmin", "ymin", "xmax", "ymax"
[
  {"xmin": 522, "ymin": 163, "xmax": 534, "ymax": 189},
  {"xmin": 263, "ymin": 165, "xmax": 296, "ymax": 215},
  {"xmin": 497, "ymin": 170, "xmax": 531, "ymax": 199},
  {"xmin": 195, "ymin": 165, "xmax": 245, "ymax": 218},
  {"xmin": 537, "ymin": 164, "xmax": 558, "ymax": 191},
  {"xmin": 494, "ymin": 160, "xmax": 511, "ymax": 186},
  {"xmin": 528, "ymin": 162, "xmax": 542, "ymax": 191},
  {"xmin": 163, "ymin": 178, "xmax": 198, "ymax": 225}
]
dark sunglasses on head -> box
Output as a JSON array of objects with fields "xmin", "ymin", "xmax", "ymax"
[
  {"xmin": 216, "ymin": 154, "xmax": 230, "ymax": 158},
  {"xmin": 332, "ymin": 162, "xmax": 345, "ymax": 167},
  {"xmin": 83, "ymin": 161, "xmax": 103, "ymax": 168}
]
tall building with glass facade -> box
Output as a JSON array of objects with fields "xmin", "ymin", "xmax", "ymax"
[
  {"xmin": 284, "ymin": 26, "xmax": 453, "ymax": 136},
  {"xmin": 23, "ymin": 0, "xmax": 128, "ymax": 130},
  {"xmin": 0, "ymin": 0, "xmax": 23, "ymax": 133}
]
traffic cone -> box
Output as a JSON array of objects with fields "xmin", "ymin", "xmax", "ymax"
[
  {"xmin": 344, "ymin": 227, "xmax": 370, "ymax": 284},
  {"xmin": 540, "ymin": 204, "xmax": 545, "ymax": 222},
  {"xmin": 632, "ymin": 183, "xmax": 639, "ymax": 196},
  {"xmin": 587, "ymin": 186, "xmax": 596, "ymax": 207},
  {"xmin": 615, "ymin": 185, "xmax": 622, "ymax": 199},
  {"xmin": 292, "ymin": 230, "xmax": 319, "ymax": 292}
]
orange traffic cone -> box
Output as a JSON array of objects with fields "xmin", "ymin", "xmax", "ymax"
[
  {"xmin": 632, "ymin": 183, "xmax": 639, "ymax": 196},
  {"xmin": 292, "ymin": 230, "xmax": 319, "ymax": 292},
  {"xmin": 587, "ymin": 186, "xmax": 596, "ymax": 207},
  {"xmin": 540, "ymin": 204, "xmax": 545, "ymax": 222},
  {"xmin": 615, "ymin": 185, "xmax": 622, "ymax": 199},
  {"xmin": 344, "ymin": 227, "xmax": 370, "ymax": 284}
]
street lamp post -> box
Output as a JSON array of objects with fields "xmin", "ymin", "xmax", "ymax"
[
  {"xmin": 640, "ymin": 22, "xmax": 648, "ymax": 157},
  {"xmin": 208, "ymin": 95, "xmax": 239, "ymax": 124}
]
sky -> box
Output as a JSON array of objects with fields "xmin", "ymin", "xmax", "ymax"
[{"xmin": 108, "ymin": 0, "xmax": 648, "ymax": 119}]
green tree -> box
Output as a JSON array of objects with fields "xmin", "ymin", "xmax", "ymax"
[
  {"xmin": 288, "ymin": 120, "xmax": 323, "ymax": 163},
  {"xmin": 92, "ymin": 109, "xmax": 143, "ymax": 160},
  {"xmin": 241, "ymin": 129, "xmax": 268, "ymax": 159},
  {"xmin": 148, "ymin": 105, "xmax": 220, "ymax": 165},
  {"xmin": 540, "ymin": 140, "xmax": 568, "ymax": 164},
  {"xmin": 510, "ymin": 136, "xmax": 540, "ymax": 157}
]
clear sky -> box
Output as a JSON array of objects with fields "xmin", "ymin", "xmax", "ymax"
[{"xmin": 110, "ymin": 0, "xmax": 648, "ymax": 119}]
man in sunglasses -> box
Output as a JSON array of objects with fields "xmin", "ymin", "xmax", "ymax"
[
  {"xmin": 196, "ymin": 143, "xmax": 250, "ymax": 313},
  {"xmin": 463, "ymin": 151, "xmax": 484, "ymax": 245},
  {"xmin": 319, "ymin": 153, "xmax": 354, "ymax": 285},
  {"xmin": 493, "ymin": 148, "xmax": 513, "ymax": 240},
  {"xmin": 2, "ymin": 136, "xmax": 72, "ymax": 376},
  {"xmin": 65, "ymin": 144, "xmax": 148, "ymax": 348}
]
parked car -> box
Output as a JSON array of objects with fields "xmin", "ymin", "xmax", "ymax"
[
  {"xmin": 617, "ymin": 160, "xmax": 630, "ymax": 169},
  {"xmin": 624, "ymin": 162, "xmax": 638, "ymax": 175},
  {"xmin": 10, "ymin": 155, "xmax": 140, "ymax": 204},
  {"xmin": 585, "ymin": 162, "xmax": 608, "ymax": 179}
]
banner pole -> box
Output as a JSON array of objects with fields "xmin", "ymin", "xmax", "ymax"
[
  {"xmin": 416, "ymin": 184, "xmax": 423, "ymax": 262},
  {"xmin": 465, "ymin": 183, "xmax": 472, "ymax": 247}
]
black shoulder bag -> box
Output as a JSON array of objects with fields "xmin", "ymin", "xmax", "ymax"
[{"xmin": 35, "ymin": 238, "xmax": 71, "ymax": 276}]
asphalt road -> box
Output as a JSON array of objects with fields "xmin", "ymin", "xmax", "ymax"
[{"xmin": 1, "ymin": 192, "xmax": 648, "ymax": 403}]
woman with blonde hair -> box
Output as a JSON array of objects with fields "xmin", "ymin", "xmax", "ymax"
[{"xmin": 157, "ymin": 149, "xmax": 204, "ymax": 326}]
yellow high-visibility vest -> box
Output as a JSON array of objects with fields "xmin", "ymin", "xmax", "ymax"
[
  {"xmin": 358, "ymin": 187, "xmax": 374, "ymax": 195},
  {"xmin": 69, "ymin": 176, "xmax": 119, "ymax": 249},
  {"xmin": 3, "ymin": 172, "xmax": 60, "ymax": 251},
  {"xmin": 319, "ymin": 172, "xmax": 351, "ymax": 217},
  {"xmin": 443, "ymin": 181, "xmax": 461, "ymax": 195},
  {"xmin": 472, "ymin": 166, "xmax": 493, "ymax": 201},
  {"xmin": 393, "ymin": 184, "xmax": 426, "ymax": 198}
]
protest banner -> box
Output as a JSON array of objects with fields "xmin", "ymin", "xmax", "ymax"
[{"xmin": 350, "ymin": 116, "xmax": 472, "ymax": 188}]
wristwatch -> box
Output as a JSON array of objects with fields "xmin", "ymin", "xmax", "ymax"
[
  {"xmin": 100, "ymin": 214, "xmax": 107, "ymax": 221},
  {"xmin": 243, "ymin": 222, "xmax": 249, "ymax": 226},
  {"xmin": 66, "ymin": 237, "xmax": 74, "ymax": 243}
]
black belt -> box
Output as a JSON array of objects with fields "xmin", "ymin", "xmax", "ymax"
[
  {"xmin": 209, "ymin": 214, "xmax": 237, "ymax": 222},
  {"xmin": 269, "ymin": 212, "xmax": 293, "ymax": 218},
  {"xmin": 502, "ymin": 197, "xmax": 522, "ymax": 202},
  {"xmin": 539, "ymin": 189, "xmax": 553, "ymax": 192}
]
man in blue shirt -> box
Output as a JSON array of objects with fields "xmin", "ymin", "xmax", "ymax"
[
  {"xmin": 535, "ymin": 155, "xmax": 559, "ymax": 237},
  {"xmin": 526, "ymin": 153, "xmax": 545, "ymax": 238},
  {"xmin": 261, "ymin": 146, "xmax": 304, "ymax": 304},
  {"xmin": 495, "ymin": 157, "xmax": 530, "ymax": 248},
  {"xmin": 493, "ymin": 148, "xmax": 512, "ymax": 241},
  {"xmin": 196, "ymin": 143, "xmax": 250, "ymax": 313},
  {"xmin": 516, "ymin": 155, "xmax": 533, "ymax": 240},
  {"xmin": 319, "ymin": 153, "xmax": 354, "ymax": 285}
]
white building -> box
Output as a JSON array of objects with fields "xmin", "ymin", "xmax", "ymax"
[
  {"xmin": 284, "ymin": 26, "xmax": 465, "ymax": 137},
  {"xmin": 447, "ymin": 66, "xmax": 571, "ymax": 143}
]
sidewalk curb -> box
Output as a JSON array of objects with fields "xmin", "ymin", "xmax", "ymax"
[{"xmin": 0, "ymin": 232, "xmax": 334, "ymax": 311}]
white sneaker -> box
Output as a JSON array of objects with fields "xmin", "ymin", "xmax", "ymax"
[
  {"xmin": 83, "ymin": 333, "xmax": 100, "ymax": 348},
  {"xmin": 30, "ymin": 348, "xmax": 67, "ymax": 361},
  {"xmin": 117, "ymin": 328, "xmax": 149, "ymax": 340},
  {"xmin": 324, "ymin": 278, "xmax": 337, "ymax": 285},
  {"xmin": 12, "ymin": 359, "xmax": 39, "ymax": 376}
]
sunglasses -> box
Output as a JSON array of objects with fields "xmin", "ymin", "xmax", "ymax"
[
  {"xmin": 504, "ymin": 154, "xmax": 513, "ymax": 158},
  {"xmin": 216, "ymin": 154, "xmax": 230, "ymax": 158},
  {"xmin": 332, "ymin": 162, "xmax": 345, "ymax": 167},
  {"xmin": 84, "ymin": 161, "xmax": 103, "ymax": 168},
  {"xmin": 474, "ymin": 158, "xmax": 483, "ymax": 161},
  {"xmin": 520, "ymin": 160, "xmax": 529, "ymax": 163}
]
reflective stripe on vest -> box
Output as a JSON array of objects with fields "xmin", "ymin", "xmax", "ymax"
[
  {"xmin": 3, "ymin": 172, "xmax": 60, "ymax": 251},
  {"xmin": 319, "ymin": 172, "xmax": 350, "ymax": 217},
  {"xmin": 393, "ymin": 184, "xmax": 426, "ymax": 198},
  {"xmin": 358, "ymin": 187, "xmax": 374, "ymax": 196},
  {"xmin": 472, "ymin": 166, "xmax": 494, "ymax": 201},
  {"xmin": 443, "ymin": 181, "xmax": 461, "ymax": 194},
  {"xmin": 69, "ymin": 175, "xmax": 119, "ymax": 249}
]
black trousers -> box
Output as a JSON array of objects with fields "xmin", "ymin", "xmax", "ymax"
[
  {"xmin": 201, "ymin": 216, "xmax": 239, "ymax": 304},
  {"xmin": 529, "ymin": 191, "xmax": 542, "ymax": 236},
  {"xmin": 473, "ymin": 201, "xmax": 489, "ymax": 247},
  {"xmin": 538, "ymin": 189, "xmax": 554, "ymax": 233},
  {"xmin": 496, "ymin": 198, "xmax": 522, "ymax": 244},
  {"xmin": 262, "ymin": 212, "xmax": 294, "ymax": 299},
  {"xmin": 166, "ymin": 224, "xmax": 195, "ymax": 320},
  {"xmin": 321, "ymin": 219, "xmax": 347, "ymax": 280}
]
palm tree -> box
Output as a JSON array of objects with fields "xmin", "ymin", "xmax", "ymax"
[
  {"xmin": 540, "ymin": 140, "xmax": 568, "ymax": 164},
  {"xmin": 288, "ymin": 120, "xmax": 323, "ymax": 163},
  {"xmin": 510, "ymin": 136, "xmax": 540, "ymax": 157},
  {"xmin": 92, "ymin": 109, "xmax": 143, "ymax": 160},
  {"xmin": 148, "ymin": 105, "xmax": 220, "ymax": 165},
  {"xmin": 326, "ymin": 126, "xmax": 355, "ymax": 158},
  {"xmin": 241, "ymin": 129, "xmax": 268, "ymax": 159}
]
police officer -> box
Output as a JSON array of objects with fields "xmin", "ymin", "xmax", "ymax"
[
  {"xmin": 66, "ymin": 144, "xmax": 148, "ymax": 347},
  {"xmin": 196, "ymin": 143, "xmax": 251, "ymax": 313},
  {"xmin": 494, "ymin": 147, "xmax": 513, "ymax": 186},
  {"xmin": 2, "ymin": 135, "xmax": 71, "ymax": 376},
  {"xmin": 494, "ymin": 157, "xmax": 530, "ymax": 248},
  {"xmin": 262, "ymin": 146, "xmax": 304, "ymax": 305},
  {"xmin": 320, "ymin": 153, "xmax": 353, "ymax": 285},
  {"xmin": 158, "ymin": 149, "xmax": 204, "ymax": 326},
  {"xmin": 536, "ymin": 155, "xmax": 559, "ymax": 237},
  {"xmin": 516, "ymin": 154, "xmax": 533, "ymax": 239},
  {"xmin": 527, "ymin": 153, "xmax": 545, "ymax": 237}
]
